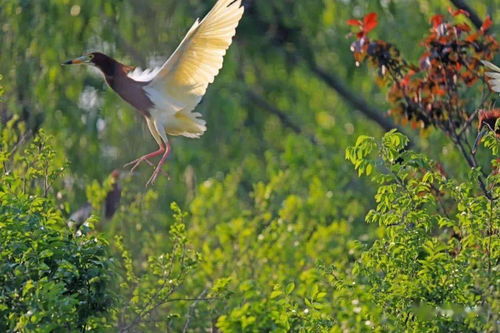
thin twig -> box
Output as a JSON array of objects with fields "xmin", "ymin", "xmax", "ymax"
[
  {"xmin": 182, "ymin": 289, "xmax": 209, "ymax": 333},
  {"xmin": 453, "ymin": 134, "xmax": 492, "ymax": 199},
  {"xmin": 169, "ymin": 296, "xmax": 220, "ymax": 303},
  {"xmin": 458, "ymin": 108, "xmax": 482, "ymax": 137},
  {"xmin": 120, "ymin": 255, "xmax": 179, "ymax": 332},
  {"xmin": 487, "ymin": 200, "xmax": 493, "ymax": 274}
]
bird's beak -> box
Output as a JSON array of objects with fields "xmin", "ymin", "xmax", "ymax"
[
  {"xmin": 62, "ymin": 55, "xmax": 91, "ymax": 65},
  {"xmin": 472, "ymin": 127, "xmax": 488, "ymax": 155}
]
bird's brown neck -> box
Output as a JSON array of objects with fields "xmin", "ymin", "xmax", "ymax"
[
  {"xmin": 90, "ymin": 52, "xmax": 152, "ymax": 117},
  {"xmin": 92, "ymin": 54, "xmax": 134, "ymax": 83}
]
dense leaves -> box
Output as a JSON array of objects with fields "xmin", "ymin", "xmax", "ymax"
[
  {"xmin": 0, "ymin": 127, "xmax": 114, "ymax": 331},
  {"xmin": 347, "ymin": 130, "xmax": 499, "ymax": 331}
]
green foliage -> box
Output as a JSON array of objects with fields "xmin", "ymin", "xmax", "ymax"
[
  {"xmin": 0, "ymin": 124, "xmax": 209, "ymax": 331},
  {"xmin": 346, "ymin": 131, "xmax": 499, "ymax": 332},
  {"xmin": 0, "ymin": 127, "xmax": 114, "ymax": 332},
  {"xmin": 181, "ymin": 146, "xmax": 364, "ymax": 330},
  {"xmin": 480, "ymin": 119, "xmax": 500, "ymax": 156},
  {"xmin": 112, "ymin": 203, "xmax": 202, "ymax": 332}
]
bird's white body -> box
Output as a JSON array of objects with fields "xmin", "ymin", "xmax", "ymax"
[{"xmin": 128, "ymin": 0, "xmax": 244, "ymax": 146}]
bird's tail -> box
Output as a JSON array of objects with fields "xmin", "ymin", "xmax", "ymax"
[{"xmin": 168, "ymin": 110, "xmax": 207, "ymax": 138}]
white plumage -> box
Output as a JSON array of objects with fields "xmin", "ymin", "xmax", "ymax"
[
  {"xmin": 128, "ymin": 67, "xmax": 162, "ymax": 82},
  {"xmin": 483, "ymin": 60, "xmax": 500, "ymax": 93},
  {"xmin": 129, "ymin": 0, "xmax": 244, "ymax": 140}
]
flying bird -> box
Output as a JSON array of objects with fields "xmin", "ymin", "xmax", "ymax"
[
  {"xmin": 64, "ymin": 0, "xmax": 244, "ymax": 185},
  {"xmin": 483, "ymin": 60, "xmax": 500, "ymax": 93}
]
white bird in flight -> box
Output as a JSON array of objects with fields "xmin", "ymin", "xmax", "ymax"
[{"xmin": 64, "ymin": 0, "xmax": 244, "ymax": 185}]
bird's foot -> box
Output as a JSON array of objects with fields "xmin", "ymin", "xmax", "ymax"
[
  {"xmin": 124, "ymin": 148, "xmax": 165, "ymax": 173},
  {"xmin": 146, "ymin": 165, "xmax": 165, "ymax": 186},
  {"xmin": 124, "ymin": 157, "xmax": 155, "ymax": 172},
  {"xmin": 145, "ymin": 143, "xmax": 171, "ymax": 186}
]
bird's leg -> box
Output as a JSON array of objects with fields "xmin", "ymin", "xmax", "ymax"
[
  {"xmin": 146, "ymin": 142, "xmax": 171, "ymax": 186},
  {"xmin": 124, "ymin": 145, "xmax": 165, "ymax": 173}
]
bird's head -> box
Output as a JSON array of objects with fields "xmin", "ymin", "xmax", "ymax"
[
  {"xmin": 63, "ymin": 52, "xmax": 101, "ymax": 65},
  {"xmin": 63, "ymin": 52, "xmax": 118, "ymax": 75},
  {"xmin": 63, "ymin": 52, "xmax": 134, "ymax": 77}
]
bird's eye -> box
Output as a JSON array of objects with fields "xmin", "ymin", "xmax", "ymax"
[{"xmin": 88, "ymin": 54, "xmax": 94, "ymax": 60}]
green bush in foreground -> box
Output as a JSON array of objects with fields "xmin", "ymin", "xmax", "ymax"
[
  {"xmin": 0, "ymin": 196, "xmax": 114, "ymax": 331},
  {"xmin": 0, "ymin": 122, "xmax": 207, "ymax": 332},
  {"xmin": 0, "ymin": 126, "xmax": 115, "ymax": 331},
  {"xmin": 345, "ymin": 130, "xmax": 499, "ymax": 332}
]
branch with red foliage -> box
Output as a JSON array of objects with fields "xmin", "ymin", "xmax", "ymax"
[
  {"xmin": 347, "ymin": 11, "xmax": 499, "ymax": 199},
  {"xmin": 449, "ymin": 0, "xmax": 491, "ymax": 32},
  {"xmin": 348, "ymin": 11, "xmax": 498, "ymax": 133},
  {"xmin": 347, "ymin": 12, "xmax": 378, "ymax": 38}
]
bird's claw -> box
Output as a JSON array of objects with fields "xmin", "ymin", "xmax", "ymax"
[
  {"xmin": 125, "ymin": 145, "xmax": 171, "ymax": 185},
  {"xmin": 145, "ymin": 165, "xmax": 170, "ymax": 186},
  {"xmin": 124, "ymin": 157, "xmax": 154, "ymax": 173}
]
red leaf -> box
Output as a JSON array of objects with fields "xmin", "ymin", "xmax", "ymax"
[
  {"xmin": 481, "ymin": 16, "xmax": 492, "ymax": 32},
  {"xmin": 401, "ymin": 70, "xmax": 416, "ymax": 87},
  {"xmin": 363, "ymin": 12, "xmax": 378, "ymax": 33},
  {"xmin": 466, "ymin": 32, "xmax": 478, "ymax": 42},
  {"xmin": 431, "ymin": 14, "xmax": 444, "ymax": 28},
  {"xmin": 434, "ymin": 87, "xmax": 446, "ymax": 96},
  {"xmin": 347, "ymin": 19, "xmax": 362, "ymax": 26},
  {"xmin": 456, "ymin": 23, "xmax": 471, "ymax": 32},
  {"xmin": 448, "ymin": 7, "xmax": 469, "ymax": 17}
]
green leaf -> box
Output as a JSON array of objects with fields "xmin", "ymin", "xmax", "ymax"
[{"xmin": 286, "ymin": 282, "xmax": 295, "ymax": 295}]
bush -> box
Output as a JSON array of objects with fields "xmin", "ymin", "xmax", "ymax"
[
  {"xmin": 346, "ymin": 130, "xmax": 499, "ymax": 332},
  {"xmin": 0, "ymin": 124, "xmax": 115, "ymax": 332},
  {"xmin": 0, "ymin": 120, "xmax": 207, "ymax": 331}
]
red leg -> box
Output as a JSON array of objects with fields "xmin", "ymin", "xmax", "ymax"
[
  {"xmin": 124, "ymin": 146, "xmax": 165, "ymax": 173},
  {"xmin": 146, "ymin": 142, "xmax": 171, "ymax": 186}
]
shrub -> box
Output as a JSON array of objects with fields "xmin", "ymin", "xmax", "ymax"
[
  {"xmin": 345, "ymin": 130, "xmax": 499, "ymax": 332},
  {"xmin": 0, "ymin": 124, "xmax": 115, "ymax": 332}
]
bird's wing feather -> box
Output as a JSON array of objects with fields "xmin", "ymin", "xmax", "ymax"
[
  {"xmin": 143, "ymin": 0, "xmax": 244, "ymax": 114},
  {"xmin": 128, "ymin": 66, "xmax": 162, "ymax": 82},
  {"xmin": 482, "ymin": 60, "xmax": 500, "ymax": 93}
]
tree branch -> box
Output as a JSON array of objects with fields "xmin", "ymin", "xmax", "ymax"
[
  {"xmin": 452, "ymin": 133, "xmax": 493, "ymax": 200},
  {"xmin": 449, "ymin": 0, "xmax": 487, "ymax": 31},
  {"xmin": 182, "ymin": 289, "xmax": 208, "ymax": 333},
  {"xmin": 246, "ymin": 90, "xmax": 318, "ymax": 145},
  {"xmin": 303, "ymin": 56, "xmax": 411, "ymax": 139}
]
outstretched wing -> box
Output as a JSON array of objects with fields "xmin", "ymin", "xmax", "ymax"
[
  {"xmin": 483, "ymin": 60, "xmax": 500, "ymax": 93},
  {"xmin": 135, "ymin": 0, "xmax": 244, "ymax": 117}
]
